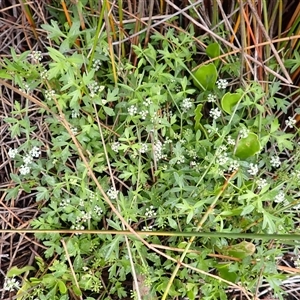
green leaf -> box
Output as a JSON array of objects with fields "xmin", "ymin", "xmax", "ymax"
[
  {"xmin": 216, "ymin": 263, "xmax": 238, "ymax": 282},
  {"xmin": 206, "ymin": 42, "xmax": 220, "ymax": 67},
  {"xmin": 206, "ymin": 43, "xmax": 220, "ymax": 58},
  {"xmin": 218, "ymin": 241, "xmax": 256, "ymax": 259},
  {"xmin": 192, "ymin": 63, "xmax": 217, "ymax": 90},
  {"xmin": 235, "ymin": 132, "xmax": 261, "ymax": 159},
  {"xmin": 57, "ymin": 280, "xmax": 67, "ymax": 294},
  {"xmin": 103, "ymin": 106, "xmax": 115, "ymax": 116},
  {"xmin": 194, "ymin": 104, "xmax": 203, "ymax": 131},
  {"xmin": 221, "ymin": 92, "xmax": 242, "ymax": 114},
  {"xmin": 7, "ymin": 266, "xmax": 36, "ymax": 277}
]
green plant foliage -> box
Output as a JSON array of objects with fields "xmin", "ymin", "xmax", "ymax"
[
  {"xmin": 235, "ymin": 132, "xmax": 261, "ymax": 159},
  {"xmin": 221, "ymin": 92, "xmax": 242, "ymax": 114},
  {"xmin": 192, "ymin": 63, "xmax": 217, "ymax": 90}
]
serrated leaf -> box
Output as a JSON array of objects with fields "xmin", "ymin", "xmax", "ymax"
[{"xmin": 194, "ymin": 104, "xmax": 203, "ymax": 131}]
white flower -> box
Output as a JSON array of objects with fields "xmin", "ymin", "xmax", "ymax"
[
  {"xmin": 28, "ymin": 51, "xmax": 42, "ymax": 62},
  {"xmin": 274, "ymin": 190, "xmax": 285, "ymax": 203},
  {"xmin": 88, "ymin": 81, "xmax": 101, "ymax": 97},
  {"xmin": 45, "ymin": 89, "xmax": 55, "ymax": 101},
  {"xmin": 154, "ymin": 140, "xmax": 163, "ymax": 161},
  {"xmin": 209, "ymin": 107, "xmax": 221, "ymax": 120},
  {"xmin": 30, "ymin": 146, "xmax": 41, "ymax": 158},
  {"xmin": 145, "ymin": 206, "xmax": 157, "ymax": 217},
  {"xmin": 207, "ymin": 94, "xmax": 217, "ymax": 102},
  {"xmin": 143, "ymin": 98, "xmax": 152, "ymax": 106},
  {"xmin": 217, "ymin": 153, "xmax": 228, "ymax": 165},
  {"xmin": 216, "ymin": 79, "xmax": 228, "ymax": 89},
  {"xmin": 256, "ymin": 178, "xmax": 268, "ymax": 190},
  {"xmin": 181, "ymin": 98, "xmax": 193, "ymax": 112},
  {"xmin": 142, "ymin": 225, "xmax": 154, "ymax": 231},
  {"xmin": 270, "ymin": 156, "xmax": 281, "ymax": 168},
  {"xmin": 94, "ymin": 205, "xmax": 103, "ymax": 215},
  {"xmin": 71, "ymin": 127, "xmax": 78, "ymax": 135},
  {"xmin": 140, "ymin": 110, "xmax": 148, "ymax": 120},
  {"xmin": 23, "ymin": 154, "xmax": 33, "ymax": 165},
  {"xmin": 19, "ymin": 165, "xmax": 30, "ymax": 175},
  {"xmin": 240, "ymin": 128, "xmax": 249, "ymax": 139},
  {"xmin": 4, "ymin": 277, "xmax": 20, "ymax": 291},
  {"xmin": 107, "ymin": 187, "xmax": 118, "ymax": 200},
  {"xmin": 139, "ymin": 143, "xmax": 148, "ymax": 154},
  {"xmin": 285, "ymin": 116, "xmax": 296, "ymax": 128},
  {"xmin": 128, "ymin": 105, "xmax": 138, "ymax": 116},
  {"xmin": 92, "ymin": 59, "xmax": 102, "ymax": 71},
  {"xmin": 111, "ymin": 141, "xmax": 120, "ymax": 152},
  {"xmin": 248, "ymin": 163, "xmax": 259, "ymax": 176},
  {"xmin": 228, "ymin": 160, "xmax": 239, "ymax": 172},
  {"xmin": 72, "ymin": 110, "xmax": 80, "ymax": 118},
  {"xmin": 227, "ymin": 135, "xmax": 235, "ymax": 146},
  {"xmin": 8, "ymin": 148, "xmax": 18, "ymax": 158},
  {"xmin": 40, "ymin": 70, "xmax": 48, "ymax": 79}
]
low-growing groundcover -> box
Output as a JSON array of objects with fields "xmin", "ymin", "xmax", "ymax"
[{"xmin": 1, "ymin": 4, "xmax": 300, "ymax": 300}]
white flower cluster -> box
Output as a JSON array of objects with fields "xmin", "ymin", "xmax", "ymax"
[
  {"xmin": 4, "ymin": 277, "xmax": 20, "ymax": 291},
  {"xmin": 228, "ymin": 160, "xmax": 239, "ymax": 172},
  {"xmin": 270, "ymin": 156, "xmax": 281, "ymax": 168},
  {"xmin": 88, "ymin": 81, "xmax": 102, "ymax": 97},
  {"xmin": 256, "ymin": 178, "xmax": 268, "ymax": 190},
  {"xmin": 45, "ymin": 89, "xmax": 55, "ymax": 101},
  {"xmin": 143, "ymin": 98, "xmax": 152, "ymax": 106},
  {"xmin": 142, "ymin": 225, "xmax": 154, "ymax": 231},
  {"xmin": 216, "ymin": 79, "xmax": 228, "ymax": 89},
  {"xmin": 145, "ymin": 206, "xmax": 157, "ymax": 217},
  {"xmin": 217, "ymin": 153, "xmax": 229, "ymax": 165},
  {"xmin": 154, "ymin": 140, "xmax": 163, "ymax": 161},
  {"xmin": 28, "ymin": 50, "xmax": 42, "ymax": 63},
  {"xmin": 40, "ymin": 70, "xmax": 48, "ymax": 80},
  {"xmin": 285, "ymin": 116, "xmax": 296, "ymax": 128},
  {"xmin": 139, "ymin": 143, "xmax": 148, "ymax": 154},
  {"xmin": 8, "ymin": 148, "xmax": 18, "ymax": 158},
  {"xmin": 107, "ymin": 187, "xmax": 118, "ymax": 200},
  {"xmin": 92, "ymin": 59, "xmax": 102, "ymax": 71},
  {"xmin": 209, "ymin": 107, "xmax": 221, "ymax": 120},
  {"xmin": 94, "ymin": 205, "xmax": 103, "ymax": 216},
  {"xmin": 128, "ymin": 105, "xmax": 138, "ymax": 116},
  {"xmin": 111, "ymin": 141, "xmax": 120, "ymax": 152},
  {"xmin": 227, "ymin": 135, "xmax": 235, "ymax": 146},
  {"xmin": 140, "ymin": 110, "xmax": 148, "ymax": 120},
  {"xmin": 274, "ymin": 190, "xmax": 287, "ymax": 205},
  {"xmin": 12, "ymin": 146, "xmax": 41, "ymax": 176},
  {"xmin": 71, "ymin": 224, "xmax": 85, "ymax": 235},
  {"xmin": 207, "ymin": 93, "xmax": 217, "ymax": 102},
  {"xmin": 71, "ymin": 110, "xmax": 80, "ymax": 118},
  {"xmin": 248, "ymin": 163, "xmax": 259, "ymax": 176},
  {"xmin": 181, "ymin": 98, "xmax": 193, "ymax": 112},
  {"xmin": 240, "ymin": 127, "xmax": 249, "ymax": 139}
]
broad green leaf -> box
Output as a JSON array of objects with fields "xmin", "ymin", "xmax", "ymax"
[
  {"xmin": 221, "ymin": 92, "xmax": 242, "ymax": 114},
  {"xmin": 206, "ymin": 42, "xmax": 220, "ymax": 67},
  {"xmin": 216, "ymin": 263, "xmax": 238, "ymax": 282},
  {"xmin": 192, "ymin": 63, "xmax": 217, "ymax": 90},
  {"xmin": 235, "ymin": 132, "xmax": 261, "ymax": 159},
  {"xmin": 206, "ymin": 42, "xmax": 220, "ymax": 58},
  {"xmin": 218, "ymin": 241, "xmax": 256, "ymax": 259},
  {"xmin": 57, "ymin": 280, "xmax": 67, "ymax": 294}
]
